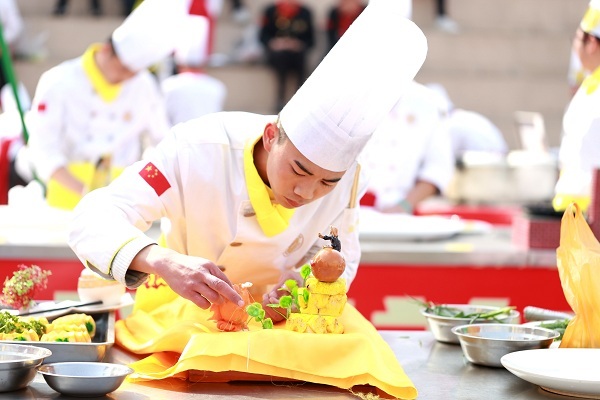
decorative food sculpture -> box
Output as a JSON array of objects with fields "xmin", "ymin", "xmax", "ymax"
[
  {"xmin": 209, "ymin": 282, "xmax": 252, "ymax": 332},
  {"xmin": 286, "ymin": 226, "xmax": 347, "ymax": 334}
]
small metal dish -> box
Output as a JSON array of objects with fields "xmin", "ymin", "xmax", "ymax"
[
  {"xmin": 451, "ymin": 323, "xmax": 559, "ymax": 367},
  {"xmin": 421, "ymin": 304, "xmax": 521, "ymax": 344},
  {"xmin": 0, "ymin": 343, "xmax": 52, "ymax": 392},
  {"xmin": 38, "ymin": 361, "xmax": 134, "ymax": 397}
]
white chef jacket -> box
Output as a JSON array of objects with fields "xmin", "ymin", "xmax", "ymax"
[
  {"xmin": 555, "ymin": 70, "xmax": 600, "ymax": 198},
  {"xmin": 27, "ymin": 56, "xmax": 169, "ymax": 183},
  {"xmin": 359, "ymin": 81, "xmax": 454, "ymax": 210},
  {"xmin": 0, "ymin": 0, "xmax": 23, "ymax": 47},
  {"xmin": 68, "ymin": 112, "xmax": 367, "ymax": 291},
  {"xmin": 447, "ymin": 109, "xmax": 508, "ymax": 158},
  {"xmin": 160, "ymin": 71, "xmax": 227, "ymax": 126}
]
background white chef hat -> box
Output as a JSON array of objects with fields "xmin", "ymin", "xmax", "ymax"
[
  {"xmin": 279, "ymin": 0, "xmax": 428, "ymax": 172},
  {"xmin": 581, "ymin": 0, "xmax": 600, "ymax": 37},
  {"xmin": 111, "ymin": 0, "xmax": 181, "ymax": 72},
  {"xmin": 174, "ymin": 15, "xmax": 210, "ymax": 67}
]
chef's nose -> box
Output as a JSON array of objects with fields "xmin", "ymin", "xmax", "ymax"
[{"xmin": 294, "ymin": 181, "xmax": 316, "ymax": 200}]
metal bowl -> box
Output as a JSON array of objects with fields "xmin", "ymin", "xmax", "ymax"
[
  {"xmin": 451, "ymin": 323, "xmax": 559, "ymax": 367},
  {"xmin": 421, "ymin": 304, "xmax": 521, "ymax": 344},
  {"xmin": 38, "ymin": 362, "xmax": 133, "ymax": 397},
  {"xmin": 0, "ymin": 343, "xmax": 52, "ymax": 392}
]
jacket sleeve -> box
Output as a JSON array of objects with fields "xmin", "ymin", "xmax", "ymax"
[{"xmin": 68, "ymin": 127, "xmax": 185, "ymax": 288}]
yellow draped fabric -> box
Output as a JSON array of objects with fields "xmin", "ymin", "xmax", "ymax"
[
  {"xmin": 115, "ymin": 297, "xmax": 417, "ymax": 399},
  {"xmin": 243, "ymin": 135, "xmax": 295, "ymax": 237},
  {"xmin": 82, "ymin": 44, "xmax": 123, "ymax": 102}
]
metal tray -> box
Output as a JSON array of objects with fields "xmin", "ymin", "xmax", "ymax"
[{"xmin": 3, "ymin": 311, "xmax": 115, "ymax": 364}]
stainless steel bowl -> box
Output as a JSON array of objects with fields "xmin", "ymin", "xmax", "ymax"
[
  {"xmin": 0, "ymin": 343, "xmax": 52, "ymax": 392},
  {"xmin": 451, "ymin": 323, "xmax": 559, "ymax": 367},
  {"xmin": 421, "ymin": 304, "xmax": 521, "ymax": 344},
  {"xmin": 38, "ymin": 362, "xmax": 133, "ymax": 397}
]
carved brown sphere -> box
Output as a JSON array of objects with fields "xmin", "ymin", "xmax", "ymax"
[{"xmin": 310, "ymin": 247, "xmax": 346, "ymax": 282}]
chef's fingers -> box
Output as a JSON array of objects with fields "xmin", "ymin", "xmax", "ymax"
[
  {"xmin": 206, "ymin": 263, "xmax": 235, "ymax": 287},
  {"xmin": 187, "ymin": 290, "xmax": 212, "ymax": 309},
  {"xmin": 204, "ymin": 276, "xmax": 244, "ymax": 307}
]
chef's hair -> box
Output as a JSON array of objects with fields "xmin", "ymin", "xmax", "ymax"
[{"xmin": 276, "ymin": 117, "xmax": 288, "ymax": 145}]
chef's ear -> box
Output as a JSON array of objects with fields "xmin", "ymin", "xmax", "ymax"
[{"xmin": 262, "ymin": 122, "xmax": 278, "ymax": 151}]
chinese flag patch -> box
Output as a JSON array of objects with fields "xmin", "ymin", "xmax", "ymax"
[
  {"xmin": 139, "ymin": 162, "xmax": 170, "ymax": 196},
  {"xmin": 37, "ymin": 102, "xmax": 47, "ymax": 112}
]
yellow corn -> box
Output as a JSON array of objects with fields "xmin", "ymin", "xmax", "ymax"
[
  {"xmin": 51, "ymin": 314, "xmax": 96, "ymax": 337},
  {"xmin": 41, "ymin": 330, "xmax": 91, "ymax": 343}
]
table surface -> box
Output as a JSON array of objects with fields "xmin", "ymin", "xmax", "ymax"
[{"xmin": 0, "ymin": 331, "xmax": 574, "ymax": 400}]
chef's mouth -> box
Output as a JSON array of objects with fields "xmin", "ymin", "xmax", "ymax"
[{"xmin": 284, "ymin": 197, "xmax": 302, "ymax": 208}]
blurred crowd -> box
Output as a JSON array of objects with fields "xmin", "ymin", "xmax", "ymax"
[{"xmin": 0, "ymin": 0, "xmax": 596, "ymax": 217}]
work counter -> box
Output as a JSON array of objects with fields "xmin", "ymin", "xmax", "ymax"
[
  {"xmin": 0, "ymin": 205, "xmax": 570, "ymax": 329},
  {"xmin": 0, "ymin": 330, "xmax": 569, "ymax": 400}
]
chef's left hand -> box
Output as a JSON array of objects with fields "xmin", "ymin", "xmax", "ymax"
[{"xmin": 262, "ymin": 270, "xmax": 302, "ymax": 323}]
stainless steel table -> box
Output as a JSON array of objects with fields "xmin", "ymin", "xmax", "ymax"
[{"xmin": 0, "ymin": 331, "xmax": 573, "ymax": 399}]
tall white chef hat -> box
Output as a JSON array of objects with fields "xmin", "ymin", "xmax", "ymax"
[
  {"xmin": 279, "ymin": 0, "xmax": 428, "ymax": 172},
  {"xmin": 581, "ymin": 0, "xmax": 600, "ymax": 37},
  {"xmin": 111, "ymin": 0, "xmax": 181, "ymax": 72},
  {"xmin": 174, "ymin": 15, "xmax": 210, "ymax": 67}
]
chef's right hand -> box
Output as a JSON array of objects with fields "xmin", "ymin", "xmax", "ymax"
[{"xmin": 131, "ymin": 245, "xmax": 244, "ymax": 309}]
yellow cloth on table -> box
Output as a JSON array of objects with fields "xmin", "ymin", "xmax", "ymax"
[
  {"xmin": 116, "ymin": 296, "xmax": 417, "ymax": 399},
  {"xmin": 557, "ymin": 203, "xmax": 600, "ymax": 348}
]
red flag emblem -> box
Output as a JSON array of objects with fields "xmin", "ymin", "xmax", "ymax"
[
  {"xmin": 37, "ymin": 102, "xmax": 47, "ymax": 112},
  {"xmin": 139, "ymin": 162, "xmax": 170, "ymax": 196}
]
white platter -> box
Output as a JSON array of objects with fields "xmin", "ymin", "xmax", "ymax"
[
  {"xmin": 359, "ymin": 208, "xmax": 465, "ymax": 241},
  {"xmin": 18, "ymin": 293, "xmax": 134, "ymax": 319},
  {"xmin": 501, "ymin": 348, "xmax": 600, "ymax": 398}
]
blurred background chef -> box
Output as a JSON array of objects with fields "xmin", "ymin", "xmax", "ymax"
[
  {"xmin": 23, "ymin": 0, "xmax": 177, "ymax": 210},
  {"xmin": 160, "ymin": 15, "xmax": 227, "ymax": 127},
  {"xmin": 359, "ymin": 80, "xmax": 454, "ymax": 214},
  {"xmin": 553, "ymin": 0, "xmax": 600, "ymax": 212}
]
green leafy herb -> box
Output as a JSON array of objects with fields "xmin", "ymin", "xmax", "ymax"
[{"xmin": 245, "ymin": 302, "xmax": 273, "ymax": 329}]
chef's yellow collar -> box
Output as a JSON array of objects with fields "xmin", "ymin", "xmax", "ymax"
[
  {"xmin": 243, "ymin": 134, "xmax": 295, "ymax": 237},
  {"xmin": 82, "ymin": 44, "xmax": 122, "ymax": 103},
  {"xmin": 581, "ymin": 66, "xmax": 600, "ymax": 95}
]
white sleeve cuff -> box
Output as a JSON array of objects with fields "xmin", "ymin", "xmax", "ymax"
[{"xmin": 111, "ymin": 236, "xmax": 156, "ymax": 289}]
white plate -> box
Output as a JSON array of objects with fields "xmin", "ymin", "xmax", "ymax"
[
  {"xmin": 359, "ymin": 208, "xmax": 465, "ymax": 241},
  {"xmin": 501, "ymin": 348, "xmax": 600, "ymax": 398}
]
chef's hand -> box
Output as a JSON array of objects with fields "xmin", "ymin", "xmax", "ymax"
[
  {"xmin": 262, "ymin": 270, "xmax": 303, "ymax": 323},
  {"xmin": 131, "ymin": 245, "xmax": 244, "ymax": 309}
]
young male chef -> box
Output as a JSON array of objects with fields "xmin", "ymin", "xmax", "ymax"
[
  {"xmin": 553, "ymin": 0, "xmax": 600, "ymax": 212},
  {"xmin": 68, "ymin": 0, "xmax": 428, "ymax": 321},
  {"xmin": 25, "ymin": 0, "xmax": 177, "ymax": 210}
]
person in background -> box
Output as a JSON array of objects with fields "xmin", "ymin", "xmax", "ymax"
[
  {"xmin": 160, "ymin": 15, "xmax": 227, "ymax": 126},
  {"xmin": 325, "ymin": 0, "xmax": 366, "ymax": 51},
  {"xmin": 553, "ymin": 0, "xmax": 600, "ymax": 212},
  {"xmin": 259, "ymin": 0, "xmax": 315, "ymax": 112},
  {"xmin": 359, "ymin": 81, "xmax": 455, "ymax": 214},
  {"xmin": 427, "ymin": 83, "xmax": 508, "ymax": 160},
  {"xmin": 434, "ymin": 0, "xmax": 458, "ymax": 33},
  {"xmin": 0, "ymin": 0, "xmax": 23, "ymax": 94},
  {"xmin": 53, "ymin": 0, "xmax": 102, "ymax": 17},
  {"xmin": 25, "ymin": 0, "xmax": 178, "ymax": 211},
  {"xmin": 67, "ymin": 2, "xmax": 427, "ymax": 321}
]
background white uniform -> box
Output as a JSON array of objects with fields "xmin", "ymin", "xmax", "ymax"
[
  {"xmin": 359, "ymin": 81, "xmax": 454, "ymax": 210},
  {"xmin": 27, "ymin": 56, "xmax": 169, "ymax": 183}
]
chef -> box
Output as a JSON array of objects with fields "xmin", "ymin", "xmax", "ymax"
[
  {"xmin": 25, "ymin": 0, "xmax": 177, "ymax": 210},
  {"xmin": 68, "ymin": 0, "xmax": 428, "ymax": 321},
  {"xmin": 553, "ymin": 0, "xmax": 600, "ymax": 212},
  {"xmin": 160, "ymin": 15, "xmax": 227, "ymax": 126}
]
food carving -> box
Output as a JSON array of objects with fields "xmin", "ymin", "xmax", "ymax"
[
  {"xmin": 286, "ymin": 226, "xmax": 347, "ymax": 334},
  {"xmin": 311, "ymin": 226, "xmax": 345, "ymax": 282},
  {"xmin": 209, "ymin": 282, "xmax": 252, "ymax": 332}
]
